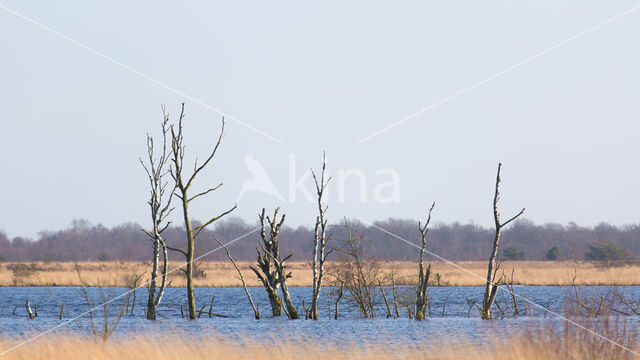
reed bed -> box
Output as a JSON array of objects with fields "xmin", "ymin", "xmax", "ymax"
[
  {"xmin": 1, "ymin": 260, "xmax": 639, "ymax": 287},
  {"xmin": 1, "ymin": 319, "xmax": 639, "ymax": 360}
]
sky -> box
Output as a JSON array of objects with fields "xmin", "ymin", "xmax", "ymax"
[{"xmin": 0, "ymin": 1, "xmax": 638, "ymax": 239}]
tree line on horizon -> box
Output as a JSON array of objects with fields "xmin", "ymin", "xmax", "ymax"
[{"xmin": 1, "ymin": 217, "xmax": 638, "ymax": 264}]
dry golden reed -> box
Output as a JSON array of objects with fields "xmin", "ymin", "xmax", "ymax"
[
  {"xmin": 1, "ymin": 260, "xmax": 639, "ymax": 287},
  {"xmin": 1, "ymin": 324, "xmax": 639, "ymax": 360}
]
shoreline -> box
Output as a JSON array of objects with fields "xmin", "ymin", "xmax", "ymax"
[{"xmin": 1, "ymin": 283, "xmax": 639, "ymax": 288}]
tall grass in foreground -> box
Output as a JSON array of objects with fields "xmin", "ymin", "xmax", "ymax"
[{"xmin": 2, "ymin": 318, "xmax": 639, "ymax": 360}]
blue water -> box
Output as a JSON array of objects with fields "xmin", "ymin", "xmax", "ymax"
[{"xmin": 1, "ymin": 286, "xmax": 639, "ymax": 346}]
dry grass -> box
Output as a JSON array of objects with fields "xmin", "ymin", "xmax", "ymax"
[
  {"xmin": 1, "ymin": 322, "xmax": 639, "ymax": 360},
  {"xmin": 1, "ymin": 260, "xmax": 639, "ymax": 287}
]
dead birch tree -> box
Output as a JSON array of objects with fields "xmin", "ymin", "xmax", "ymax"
[
  {"xmin": 250, "ymin": 209, "xmax": 283, "ymax": 317},
  {"xmin": 309, "ymin": 153, "xmax": 331, "ymax": 320},
  {"xmin": 481, "ymin": 163, "xmax": 525, "ymax": 320},
  {"xmin": 250, "ymin": 208, "xmax": 299, "ymax": 319},
  {"xmin": 415, "ymin": 202, "xmax": 435, "ymax": 320},
  {"xmin": 166, "ymin": 103, "xmax": 237, "ymax": 320},
  {"xmin": 265, "ymin": 209, "xmax": 300, "ymax": 319},
  {"xmin": 140, "ymin": 109, "xmax": 174, "ymax": 320}
]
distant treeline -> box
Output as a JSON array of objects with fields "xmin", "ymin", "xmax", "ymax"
[{"xmin": 0, "ymin": 218, "xmax": 639, "ymax": 263}]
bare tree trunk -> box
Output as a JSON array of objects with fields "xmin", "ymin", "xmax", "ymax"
[
  {"xmin": 334, "ymin": 284, "xmax": 344, "ymax": 320},
  {"xmin": 416, "ymin": 202, "xmax": 435, "ymax": 320},
  {"xmin": 310, "ymin": 153, "xmax": 331, "ymax": 320},
  {"xmin": 146, "ymin": 240, "xmax": 160, "ymax": 320},
  {"xmin": 391, "ymin": 268, "xmax": 400, "ymax": 318},
  {"xmin": 379, "ymin": 280, "xmax": 393, "ymax": 318},
  {"xmin": 166, "ymin": 103, "xmax": 237, "ymax": 320},
  {"xmin": 481, "ymin": 163, "xmax": 525, "ymax": 320},
  {"xmin": 277, "ymin": 257, "xmax": 299, "ymax": 319},
  {"xmin": 25, "ymin": 300, "xmax": 34, "ymax": 320},
  {"xmin": 184, "ymin": 205, "xmax": 197, "ymax": 320},
  {"xmin": 415, "ymin": 265, "xmax": 431, "ymax": 320}
]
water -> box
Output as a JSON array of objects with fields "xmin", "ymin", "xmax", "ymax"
[{"xmin": 1, "ymin": 286, "xmax": 639, "ymax": 346}]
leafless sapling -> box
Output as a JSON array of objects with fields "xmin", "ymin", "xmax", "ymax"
[
  {"xmin": 215, "ymin": 238, "xmax": 261, "ymax": 319},
  {"xmin": 309, "ymin": 153, "xmax": 331, "ymax": 320},
  {"xmin": 166, "ymin": 103, "xmax": 237, "ymax": 320},
  {"xmin": 140, "ymin": 109, "xmax": 175, "ymax": 320},
  {"xmin": 481, "ymin": 163, "xmax": 525, "ymax": 320},
  {"xmin": 415, "ymin": 202, "xmax": 435, "ymax": 320},
  {"xmin": 74, "ymin": 264, "xmax": 130, "ymax": 342},
  {"xmin": 123, "ymin": 272, "xmax": 144, "ymax": 316}
]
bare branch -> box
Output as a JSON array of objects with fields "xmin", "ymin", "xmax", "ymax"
[
  {"xmin": 141, "ymin": 229, "xmax": 154, "ymax": 240},
  {"xmin": 158, "ymin": 221, "xmax": 171, "ymax": 235},
  {"xmin": 166, "ymin": 245, "xmax": 187, "ymax": 257},
  {"xmin": 501, "ymin": 207, "xmax": 526, "ymax": 228},
  {"xmin": 188, "ymin": 183, "xmax": 223, "ymax": 203},
  {"xmin": 193, "ymin": 204, "xmax": 238, "ymax": 239},
  {"xmin": 215, "ymin": 238, "xmax": 260, "ymax": 319},
  {"xmin": 185, "ymin": 118, "xmax": 226, "ymax": 191}
]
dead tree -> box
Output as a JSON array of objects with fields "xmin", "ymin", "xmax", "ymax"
[
  {"xmin": 250, "ymin": 209, "xmax": 283, "ymax": 316},
  {"xmin": 166, "ymin": 103, "xmax": 237, "ymax": 320},
  {"xmin": 329, "ymin": 219, "xmax": 379, "ymax": 318},
  {"xmin": 25, "ymin": 300, "xmax": 34, "ymax": 319},
  {"xmin": 265, "ymin": 209, "xmax": 300, "ymax": 319},
  {"xmin": 333, "ymin": 284, "xmax": 344, "ymax": 320},
  {"xmin": 250, "ymin": 208, "xmax": 299, "ymax": 318},
  {"xmin": 415, "ymin": 202, "xmax": 435, "ymax": 320},
  {"xmin": 481, "ymin": 163, "xmax": 525, "ymax": 320},
  {"xmin": 309, "ymin": 153, "xmax": 331, "ymax": 320},
  {"xmin": 215, "ymin": 238, "xmax": 260, "ymax": 319},
  {"xmin": 140, "ymin": 109, "xmax": 174, "ymax": 320}
]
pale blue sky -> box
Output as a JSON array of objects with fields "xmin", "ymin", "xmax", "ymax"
[{"xmin": 1, "ymin": 1, "xmax": 638, "ymax": 239}]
